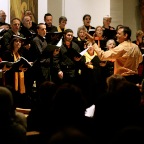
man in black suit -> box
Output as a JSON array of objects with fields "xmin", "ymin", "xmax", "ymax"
[
  {"xmin": 53, "ymin": 29, "xmax": 81, "ymax": 86},
  {"xmin": 44, "ymin": 13, "xmax": 58, "ymax": 44}
]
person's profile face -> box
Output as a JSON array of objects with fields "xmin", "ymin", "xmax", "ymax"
[
  {"xmin": 116, "ymin": 28, "xmax": 126, "ymax": 43},
  {"xmin": 38, "ymin": 25, "xmax": 46, "ymax": 37},
  {"xmin": 59, "ymin": 20, "xmax": 67, "ymax": 29}
]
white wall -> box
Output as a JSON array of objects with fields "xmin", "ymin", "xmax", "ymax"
[
  {"xmin": 38, "ymin": 0, "xmax": 47, "ymax": 23},
  {"xmin": 62, "ymin": 0, "xmax": 110, "ymax": 37},
  {"xmin": 48, "ymin": 0, "xmax": 62, "ymax": 26}
]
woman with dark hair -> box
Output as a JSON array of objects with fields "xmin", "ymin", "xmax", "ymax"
[
  {"xmin": 82, "ymin": 14, "xmax": 95, "ymax": 33},
  {"xmin": 1, "ymin": 36, "xmax": 31, "ymax": 108}
]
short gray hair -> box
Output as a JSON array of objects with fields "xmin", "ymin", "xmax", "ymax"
[
  {"xmin": 77, "ymin": 26, "xmax": 87, "ymax": 36},
  {"xmin": 59, "ymin": 16, "xmax": 67, "ymax": 23}
]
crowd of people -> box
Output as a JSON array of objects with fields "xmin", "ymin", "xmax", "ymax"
[{"xmin": 0, "ymin": 9, "xmax": 144, "ymax": 144}]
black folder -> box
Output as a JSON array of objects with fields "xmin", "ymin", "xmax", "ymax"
[
  {"xmin": 12, "ymin": 57, "xmax": 32, "ymax": 69},
  {"xmin": 67, "ymin": 48, "xmax": 82, "ymax": 58},
  {"xmin": 24, "ymin": 30, "xmax": 37, "ymax": 45},
  {"xmin": 0, "ymin": 28, "xmax": 8, "ymax": 36},
  {"xmin": 12, "ymin": 35, "xmax": 26, "ymax": 40},
  {"xmin": 0, "ymin": 57, "xmax": 32, "ymax": 71},
  {"xmin": 46, "ymin": 32, "xmax": 63, "ymax": 45},
  {"xmin": 103, "ymin": 29, "xmax": 116, "ymax": 40},
  {"xmin": 0, "ymin": 61, "xmax": 13, "ymax": 69},
  {"xmin": 42, "ymin": 44, "xmax": 60, "ymax": 58}
]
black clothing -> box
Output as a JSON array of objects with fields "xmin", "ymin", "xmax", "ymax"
[
  {"xmin": 19, "ymin": 25, "xmax": 37, "ymax": 62},
  {"xmin": 0, "ymin": 22, "xmax": 10, "ymax": 28},
  {"xmin": 102, "ymin": 26, "xmax": 116, "ymax": 40},
  {"xmin": 45, "ymin": 24, "xmax": 57, "ymax": 33},
  {"xmin": 73, "ymin": 37, "xmax": 87, "ymax": 51},
  {"xmin": 79, "ymin": 55, "xmax": 105, "ymax": 107},
  {"xmin": 20, "ymin": 25, "xmax": 37, "ymax": 45},
  {"xmin": 104, "ymin": 61, "xmax": 114, "ymax": 77},
  {"xmin": 45, "ymin": 23, "xmax": 58, "ymax": 44},
  {"xmin": 124, "ymin": 74, "xmax": 141, "ymax": 84},
  {"xmin": 95, "ymin": 39, "xmax": 107, "ymax": 50},
  {"xmin": 20, "ymin": 21, "xmax": 37, "ymax": 34},
  {"xmin": 1, "ymin": 50, "xmax": 22, "ymax": 88},
  {"xmin": 52, "ymin": 41, "xmax": 81, "ymax": 86},
  {"xmin": 132, "ymin": 40, "xmax": 144, "ymax": 83},
  {"xmin": 84, "ymin": 25, "xmax": 95, "ymax": 32},
  {"xmin": 25, "ymin": 35, "xmax": 47, "ymax": 87}
]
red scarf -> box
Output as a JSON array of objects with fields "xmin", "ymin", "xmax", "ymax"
[{"xmin": 65, "ymin": 41, "xmax": 71, "ymax": 48}]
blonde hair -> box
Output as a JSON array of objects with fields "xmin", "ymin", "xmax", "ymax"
[
  {"xmin": 77, "ymin": 26, "xmax": 87, "ymax": 36},
  {"xmin": 136, "ymin": 30, "xmax": 144, "ymax": 37}
]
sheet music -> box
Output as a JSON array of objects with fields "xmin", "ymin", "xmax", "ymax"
[
  {"xmin": 13, "ymin": 35, "xmax": 26, "ymax": 39},
  {"xmin": 85, "ymin": 104, "xmax": 95, "ymax": 117},
  {"xmin": 56, "ymin": 38, "xmax": 63, "ymax": 47},
  {"xmin": 0, "ymin": 28, "xmax": 4, "ymax": 33},
  {"xmin": 89, "ymin": 29, "xmax": 95, "ymax": 32},
  {"xmin": 79, "ymin": 47, "xmax": 90, "ymax": 56}
]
